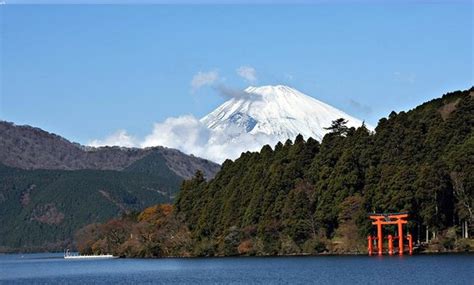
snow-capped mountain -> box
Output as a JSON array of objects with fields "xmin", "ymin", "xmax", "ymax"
[
  {"xmin": 201, "ymin": 85, "xmax": 366, "ymax": 143},
  {"xmin": 95, "ymin": 84, "xmax": 369, "ymax": 163}
]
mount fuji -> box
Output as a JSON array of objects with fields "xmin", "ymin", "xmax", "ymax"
[
  {"xmin": 201, "ymin": 85, "xmax": 366, "ymax": 144},
  {"xmin": 100, "ymin": 85, "xmax": 369, "ymax": 163}
]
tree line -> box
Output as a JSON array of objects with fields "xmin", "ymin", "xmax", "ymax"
[{"xmin": 76, "ymin": 87, "xmax": 473, "ymax": 257}]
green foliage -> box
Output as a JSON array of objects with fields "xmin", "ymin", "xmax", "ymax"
[
  {"xmin": 0, "ymin": 151, "xmax": 183, "ymax": 251},
  {"xmin": 301, "ymin": 237, "xmax": 328, "ymax": 254},
  {"xmin": 174, "ymin": 87, "xmax": 473, "ymax": 255},
  {"xmin": 324, "ymin": 118, "xmax": 350, "ymax": 135},
  {"xmin": 74, "ymin": 87, "xmax": 474, "ymax": 257}
]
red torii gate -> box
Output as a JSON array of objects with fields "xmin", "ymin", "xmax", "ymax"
[{"xmin": 368, "ymin": 213, "xmax": 413, "ymax": 256}]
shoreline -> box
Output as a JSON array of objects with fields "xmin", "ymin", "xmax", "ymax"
[{"xmin": 2, "ymin": 249, "xmax": 473, "ymax": 258}]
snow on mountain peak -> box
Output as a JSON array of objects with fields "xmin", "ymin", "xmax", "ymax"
[
  {"xmin": 245, "ymin": 85, "xmax": 293, "ymax": 94},
  {"xmin": 97, "ymin": 84, "xmax": 370, "ymax": 164},
  {"xmin": 201, "ymin": 85, "xmax": 366, "ymax": 142}
]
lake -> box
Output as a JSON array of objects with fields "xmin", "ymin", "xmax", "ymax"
[{"xmin": 0, "ymin": 253, "xmax": 472, "ymax": 284}]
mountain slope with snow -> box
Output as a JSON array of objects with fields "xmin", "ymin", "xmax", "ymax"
[
  {"xmin": 201, "ymin": 85, "xmax": 366, "ymax": 143},
  {"xmin": 98, "ymin": 85, "xmax": 369, "ymax": 163}
]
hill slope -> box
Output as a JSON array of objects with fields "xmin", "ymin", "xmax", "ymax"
[
  {"xmin": 0, "ymin": 152, "xmax": 183, "ymax": 251},
  {"xmin": 0, "ymin": 121, "xmax": 219, "ymax": 179},
  {"xmin": 0, "ymin": 122, "xmax": 220, "ymax": 252},
  {"xmin": 175, "ymin": 87, "xmax": 473, "ymax": 255},
  {"xmin": 76, "ymin": 87, "xmax": 473, "ymax": 257}
]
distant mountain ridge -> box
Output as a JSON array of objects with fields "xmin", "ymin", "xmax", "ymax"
[
  {"xmin": 0, "ymin": 121, "xmax": 220, "ymax": 179},
  {"xmin": 0, "ymin": 121, "xmax": 220, "ymax": 252}
]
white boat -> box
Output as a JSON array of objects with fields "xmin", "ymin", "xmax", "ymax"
[{"xmin": 64, "ymin": 249, "xmax": 118, "ymax": 259}]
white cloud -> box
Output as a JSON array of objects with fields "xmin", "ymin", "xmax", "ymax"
[
  {"xmin": 141, "ymin": 115, "xmax": 211, "ymax": 156},
  {"xmin": 89, "ymin": 117, "xmax": 281, "ymax": 163},
  {"xmin": 191, "ymin": 70, "xmax": 219, "ymax": 91},
  {"xmin": 88, "ymin": 130, "xmax": 138, "ymax": 148},
  {"xmin": 138, "ymin": 115, "xmax": 277, "ymax": 163},
  {"xmin": 236, "ymin": 66, "xmax": 257, "ymax": 83}
]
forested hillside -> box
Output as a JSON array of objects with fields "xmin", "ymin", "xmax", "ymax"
[
  {"xmin": 77, "ymin": 87, "xmax": 473, "ymax": 257},
  {"xmin": 0, "ymin": 121, "xmax": 220, "ymax": 179},
  {"xmin": 174, "ymin": 88, "xmax": 473, "ymax": 255},
  {"xmin": 0, "ymin": 151, "xmax": 183, "ymax": 251},
  {"xmin": 0, "ymin": 122, "xmax": 220, "ymax": 252}
]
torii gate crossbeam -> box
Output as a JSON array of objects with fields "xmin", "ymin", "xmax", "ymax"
[{"xmin": 368, "ymin": 213, "xmax": 412, "ymax": 256}]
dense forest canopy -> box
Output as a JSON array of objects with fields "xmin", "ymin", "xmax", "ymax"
[
  {"xmin": 77, "ymin": 87, "xmax": 473, "ymax": 257},
  {"xmin": 0, "ymin": 151, "xmax": 183, "ymax": 252}
]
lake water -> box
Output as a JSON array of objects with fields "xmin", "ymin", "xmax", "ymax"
[{"xmin": 0, "ymin": 253, "xmax": 472, "ymax": 284}]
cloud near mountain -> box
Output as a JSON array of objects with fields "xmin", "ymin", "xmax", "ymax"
[
  {"xmin": 190, "ymin": 70, "xmax": 219, "ymax": 92},
  {"xmin": 90, "ymin": 114, "xmax": 276, "ymax": 163},
  {"xmin": 89, "ymin": 85, "xmax": 369, "ymax": 163},
  {"xmin": 236, "ymin": 66, "xmax": 257, "ymax": 83},
  {"xmin": 89, "ymin": 129, "xmax": 138, "ymax": 148}
]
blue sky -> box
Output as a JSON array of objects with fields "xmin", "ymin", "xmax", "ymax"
[{"xmin": 1, "ymin": 2, "xmax": 472, "ymax": 145}]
